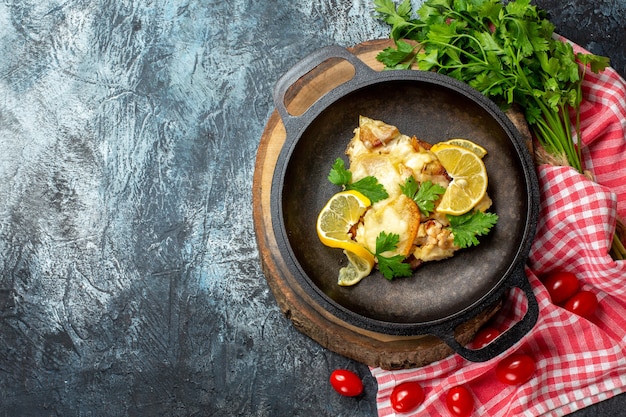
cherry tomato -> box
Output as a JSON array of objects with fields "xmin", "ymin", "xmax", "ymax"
[
  {"xmin": 564, "ymin": 290, "xmax": 598, "ymax": 319},
  {"xmin": 446, "ymin": 385, "xmax": 474, "ymax": 417},
  {"xmin": 390, "ymin": 381, "xmax": 424, "ymax": 413},
  {"xmin": 495, "ymin": 353, "xmax": 535, "ymax": 385},
  {"xmin": 472, "ymin": 326, "xmax": 501, "ymax": 348},
  {"xmin": 543, "ymin": 271, "xmax": 579, "ymax": 304},
  {"xmin": 329, "ymin": 369, "xmax": 363, "ymax": 397}
]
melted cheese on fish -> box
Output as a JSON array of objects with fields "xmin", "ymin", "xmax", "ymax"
[
  {"xmin": 347, "ymin": 117, "xmax": 464, "ymax": 264},
  {"xmin": 355, "ymin": 194, "xmax": 420, "ymax": 257}
]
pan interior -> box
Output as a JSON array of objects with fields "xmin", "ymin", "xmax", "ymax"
[{"xmin": 281, "ymin": 79, "xmax": 530, "ymax": 324}]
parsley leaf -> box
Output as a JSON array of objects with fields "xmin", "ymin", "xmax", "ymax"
[
  {"xmin": 328, "ymin": 158, "xmax": 352, "ymax": 185},
  {"xmin": 376, "ymin": 39, "xmax": 416, "ymax": 69},
  {"xmin": 327, "ymin": 158, "xmax": 389, "ymax": 203},
  {"xmin": 374, "ymin": 0, "xmax": 421, "ymax": 41},
  {"xmin": 447, "ymin": 210, "xmax": 499, "ymax": 249},
  {"xmin": 375, "ymin": 231, "xmax": 413, "ymax": 280},
  {"xmin": 578, "ymin": 52, "xmax": 611, "ymax": 73},
  {"xmin": 400, "ymin": 177, "xmax": 446, "ymax": 216},
  {"xmin": 375, "ymin": 230, "xmax": 402, "ymax": 254},
  {"xmin": 349, "ymin": 177, "xmax": 389, "ymax": 203},
  {"xmin": 374, "ymin": 0, "xmax": 412, "ymax": 25}
]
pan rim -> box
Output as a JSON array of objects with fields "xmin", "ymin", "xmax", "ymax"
[{"xmin": 271, "ymin": 69, "xmax": 539, "ymax": 336}]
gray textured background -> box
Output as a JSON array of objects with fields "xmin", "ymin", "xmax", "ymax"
[{"xmin": 0, "ymin": 1, "xmax": 624, "ymax": 416}]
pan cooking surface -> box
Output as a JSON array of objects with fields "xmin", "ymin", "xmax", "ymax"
[{"xmin": 280, "ymin": 79, "xmax": 531, "ymax": 325}]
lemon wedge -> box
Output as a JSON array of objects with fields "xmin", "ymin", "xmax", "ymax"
[
  {"xmin": 442, "ymin": 138, "xmax": 487, "ymax": 158},
  {"xmin": 430, "ymin": 143, "xmax": 488, "ymax": 215},
  {"xmin": 338, "ymin": 250, "xmax": 375, "ymax": 286},
  {"xmin": 316, "ymin": 190, "xmax": 376, "ymax": 268}
]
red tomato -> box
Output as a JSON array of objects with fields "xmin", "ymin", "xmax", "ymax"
[
  {"xmin": 390, "ymin": 381, "xmax": 424, "ymax": 413},
  {"xmin": 329, "ymin": 369, "xmax": 363, "ymax": 397},
  {"xmin": 472, "ymin": 326, "xmax": 501, "ymax": 348},
  {"xmin": 446, "ymin": 385, "xmax": 474, "ymax": 417},
  {"xmin": 564, "ymin": 290, "xmax": 598, "ymax": 319},
  {"xmin": 496, "ymin": 353, "xmax": 535, "ymax": 385},
  {"xmin": 543, "ymin": 271, "xmax": 579, "ymax": 304}
]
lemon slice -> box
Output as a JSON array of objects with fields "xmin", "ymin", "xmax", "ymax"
[
  {"xmin": 441, "ymin": 138, "xmax": 487, "ymax": 158},
  {"xmin": 316, "ymin": 190, "xmax": 375, "ymax": 266},
  {"xmin": 430, "ymin": 144, "xmax": 488, "ymax": 215},
  {"xmin": 338, "ymin": 250, "xmax": 374, "ymax": 286}
]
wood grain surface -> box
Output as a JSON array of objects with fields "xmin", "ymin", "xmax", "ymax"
[{"xmin": 1, "ymin": 0, "xmax": 624, "ymax": 415}]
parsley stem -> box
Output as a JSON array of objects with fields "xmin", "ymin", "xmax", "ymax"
[{"xmin": 509, "ymin": 49, "xmax": 584, "ymax": 172}]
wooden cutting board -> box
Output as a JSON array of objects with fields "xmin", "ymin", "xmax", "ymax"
[{"xmin": 252, "ymin": 39, "xmax": 503, "ymax": 370}]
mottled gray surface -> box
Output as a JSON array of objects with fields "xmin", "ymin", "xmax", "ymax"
[{"xmin": 0, "ymin": 1, "xmax": 624, "ymax": 416}]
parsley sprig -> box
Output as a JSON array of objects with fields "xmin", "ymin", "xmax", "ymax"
[
  {"xmin": 400, "ymin": 177, "xmax": 445, "ymax": 216},
  {"xmin": 328, "ymin": 158, "xmax": 389, "ymax": 203},
  {"xmin": 373, "ymin": 0, "xmax": 610, "ymax": 173},
  {"xmin": 375, "ymin": 231, "xmax": 413, "ymax": 280},
  {"xmin": 447, "ymin": 210, "xmax": 499, "ymax": 248},
  {"xmin": 372, "ymin": 210, "xmax": 498, "ymax": 279}
]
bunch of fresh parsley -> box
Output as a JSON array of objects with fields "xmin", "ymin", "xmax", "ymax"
[{"xmin": 373, "ymin": 0, "xmax": 610, "ymax": 173}]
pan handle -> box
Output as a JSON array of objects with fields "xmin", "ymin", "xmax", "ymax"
[
  {"xmin": 272, "ymin": 45, "xmax": 376, "ymax": 132},
  {"xmin": 435, "ymin": 264, "xmax": 539, "ymax": 362}
]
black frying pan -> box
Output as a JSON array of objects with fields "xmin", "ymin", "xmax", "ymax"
[{"xmin": 270, "ymin": 46, "xmax": 540, "ymax": 362}]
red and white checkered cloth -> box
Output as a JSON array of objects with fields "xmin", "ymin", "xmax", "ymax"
[{"xmin": 371, "ymin": 40, "xmax": 626, "ymax": 416}]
